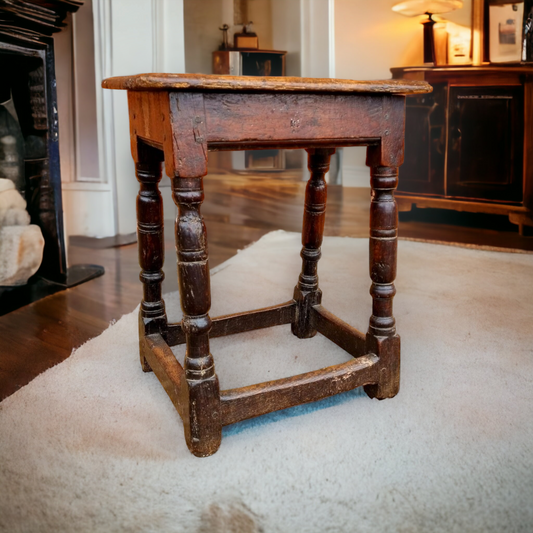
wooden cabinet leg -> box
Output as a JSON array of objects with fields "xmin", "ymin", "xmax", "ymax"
[
  {"xmin": 136, "ymin": 144, "xmax": 167, "ymax": 373},
  {"xmin": 292, "ymin": 148, "xmax": 334, "ymax": 339},
  {"xmin": 364, "ymin": 165, "xmax": 401, "ymax": 400},
  {"xmin": 509, "ymin": 212, "xmax": 533, "ymax": 235},
  {"xmin": 172, "ymin": 176, "xmax": 221, "ymax": 457}
]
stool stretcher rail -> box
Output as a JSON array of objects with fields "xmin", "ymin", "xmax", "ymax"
[
  {"xmin": 141, "ymin": 330, "xmax": 381, "ymax": 428},
  {"xmin": 165, "ymin": 301, "xmax": 296, "ymax": 347},
  {"xmin": 313, "ymin": 305, "xmax": 366, "ymax": 357},
  {"xmin": 219, "ymin": 354, "xmax": 379, "ymax": 426}
]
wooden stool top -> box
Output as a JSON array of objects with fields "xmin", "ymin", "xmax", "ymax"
[
  {"xmin": 102, "ymin": 72, "xmax": 431, "ymax": 95},
  {"xmin": 103, "ymin": 72, "xmax": 431, "ymax": 179}
]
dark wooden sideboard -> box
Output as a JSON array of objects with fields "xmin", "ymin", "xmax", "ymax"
[{"xmin": 391, "ymin": 66, "xmax": 533, "ymax": 233}]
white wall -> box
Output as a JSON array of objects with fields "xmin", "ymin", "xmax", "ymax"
[
  {"xmin": 444, "ymin": 0, "xmax": 472, "ymax": 28},
  {"xmin": 55, "ymin": 3, "xmax": 116, "ymax": 239},
  {"xmin": 301, "ymin": 0, "xmax": 335, "ymax": 78},
  {"xmin": 61, "ymin": 0, "xmax": 475, "ymax": 236},
  {"xmin": 271, "ymin": 0, "xmax": 301, "ymax": 76},
  {"xmin": 184, "ymin": 0, "xmax": 224, "ymax": 74},
  {"xmin": 249, "ymin": 0, "xmax": 273, "ymax": 50},
  {"xmin": 335, "ymin": 0, "xmax": 472, "ymax": 186},
  {"xmin": 59, "ymin": 0, "xmax": 185, "ymax": 238},
  {"xmin": 184, "ymin": 0, "xmax": 273, "ymax": 74}
]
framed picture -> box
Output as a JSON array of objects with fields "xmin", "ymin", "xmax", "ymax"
[
  {"xmin": 447, "ymin": 22, "xmax": 472, "ymax": 64},
  {"xmin": 489, "ymin": 1, "xmax": 524, "ymax": 62}
]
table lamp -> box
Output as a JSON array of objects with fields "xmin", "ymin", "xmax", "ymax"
[{"xmin": 392, "ymin": 0, "xmax": 463, "ymax": 65}]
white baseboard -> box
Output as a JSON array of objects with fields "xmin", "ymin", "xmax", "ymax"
[
  {"xmin": 62, "ymin": 182, "xmax": 177, "ymax": 238},
  {"xmin": 62, "ymin": 187, "xmax": 116, "ymax": 238},
  {"xmin": 61, "ymin": 181, "xmax": 112, "ymax": 191},
  {"xmin": 341, "ymin": 165, "xmax": 370, "ymax": 188}
]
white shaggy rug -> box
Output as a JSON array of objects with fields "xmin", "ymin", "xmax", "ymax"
[{"xmin": 1, "ymin": 231, "xmax": 533, "ymax": 533}]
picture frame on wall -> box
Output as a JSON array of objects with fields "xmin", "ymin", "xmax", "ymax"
[
  {"xmin": 447, "ymin": 22, "xmax": 473, "ymax": 64},
  {"xmin": 489, "ymin": 1, "xmax": 524, "ymax": 62},
  {"xmin": 482, "ymin": 0, "xmax": 533, "ymax": 63}
]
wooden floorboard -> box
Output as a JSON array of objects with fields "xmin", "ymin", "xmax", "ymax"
[{"xmin": 1, "ymin": 171, "xmax": 531, "ymax": 400}]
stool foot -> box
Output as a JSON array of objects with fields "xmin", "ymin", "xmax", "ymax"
[
  {"xmin": 181, "ymin": 376, "xmax": 222, "ymax": 457},
  {"xmin": 364, "ymin": 334, "xmax": 400, "ymax": 399}
]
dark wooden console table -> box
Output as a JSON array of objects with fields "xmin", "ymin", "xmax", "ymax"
[
  {"xmin": 102, "ymin": 73, "xmax": 430, "ymax": 457},
  {"xmin": 391, "ymin": 65, "xmax": 533, "ymax": 233}
]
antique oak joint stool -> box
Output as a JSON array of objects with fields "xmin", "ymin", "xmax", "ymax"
[{"xmin": 102, "ymin": 74, "xmax": 431, "ymax": 457}]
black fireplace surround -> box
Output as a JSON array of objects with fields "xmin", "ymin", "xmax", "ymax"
[{"xmin": 0, "ymin": 0, "xmax": 103, "ymax": 315}]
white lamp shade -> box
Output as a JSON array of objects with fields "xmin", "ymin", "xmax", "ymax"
[{"xmin": 392, "ymin": 0, "xmax": 463, "ymax": 16}]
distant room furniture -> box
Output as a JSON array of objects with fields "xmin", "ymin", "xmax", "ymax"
[
  {"xmin": 212, "ymin": 49, "xmax": 286, "ymax": 76},
  {"xmin": 391, "ymin": 65, "xmax": 533, "ymax": 233},
  {"xmin": 213, "ymin": 49, "xmax": 287, "ymax": 170},
  {"xmin": 392, "ymin": 0, "xmax": 464, "ymax": 65},
  {"xmin": 102, "ymin": 72, "xmax": 431, "ymax": 457}
]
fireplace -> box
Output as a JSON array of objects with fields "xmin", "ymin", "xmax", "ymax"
[{"xmin": 0, "ymin": 0, "xmax": 103, "ymax": 315}]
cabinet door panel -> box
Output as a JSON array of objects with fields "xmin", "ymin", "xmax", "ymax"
[
  {"xmin": 241, "ymin": 53, "xmax": 284, "ymax": 76},
  {"xmin": 398, "ymin": 83, "xmax": 447, "ymax": 196},
  {"xmin": 446, "ymin": 86, "xmax": 523, "ymax": 202}
]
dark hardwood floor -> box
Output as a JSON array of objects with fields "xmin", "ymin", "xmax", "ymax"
[{"xmin": 1, "ymin": 170, "xmax": 532, "ymax": 401}]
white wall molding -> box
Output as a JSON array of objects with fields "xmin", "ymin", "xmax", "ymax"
[
  {"xmin": 300, "ymin": 0, "xmax": 333, "ymax": 79},
  {"xmin": 152, "ymin": 0, "xmax": 164, "ymax": 72},
  {"xmin": 62, "ymin": 188, "xmax": 116, "ymax": 237},
  {"xmin": 64, "ymin": 0, "xmax": 186, "ymax": 238},
  {"xmin": 71, "ymin": 1, "xmax": 102, "ymax": 185},
  {"xmin": 271, "ymin": 0, "xmax": 301, "ymax": 76},
  {"xmin": 328, "ymin": 0, "xmax": 335, "ymax": 78},
  {"xmin": 62, "ymin": 181, "xmax": 112, "ymax": 191},
  {"xmin": 92, "ymin": 0, "xmax": 118, "ymax": 236}
]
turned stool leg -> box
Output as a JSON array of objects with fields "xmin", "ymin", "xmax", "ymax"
[
  {"xmin": 364, "ymin": 165, "xmax": 401, "ymax": 400},
  {"xmin": 292, "ymin": 148, "xmax": 335, "ymax": 339},
  {"xmin": 136, "ymin": 144, "xmax": 167, "ymax": 372},
  {"xmin": 172, "ymin": 176, "xmax": 221, "ymax": 457}
]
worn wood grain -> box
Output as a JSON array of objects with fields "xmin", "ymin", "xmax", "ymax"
[
  {"xmin": 313, "ymin": 305, "xmax": 366, "ymax": 357},
  {"xmin": 102, "ymin": 72, "xmax": 431, "ymax": 95},
  {"xmin": 166, "ymin": 301, "xmax": 296, "ymax": 347},
  {"xmin": 204, "ymin": 93, "xmax": 387, "ymax": 147},
  {"xmin": 367, "ymin": 165, "xmax": 398, "ymax": 338},
  {"xmin": 171, "ymin": 172, "xmax": 222, "ymax": 456},
  {"xmin": 220, "ymin": 355, "xmax": 379, "ymax": 426},
  {"xmin": 168, "ymin": 92, "xmax": 208, "ymax": 178},
  {"xmin": 141, "ymin": 333, "xmax": 184, "ymax": 417},
  {"xmin": 364, "ymin": 334, "xmax": 401, "ymax": 400},
  {"xmin": 128, "ymin": 92, "xmax": 170, "ymax": 160}
]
